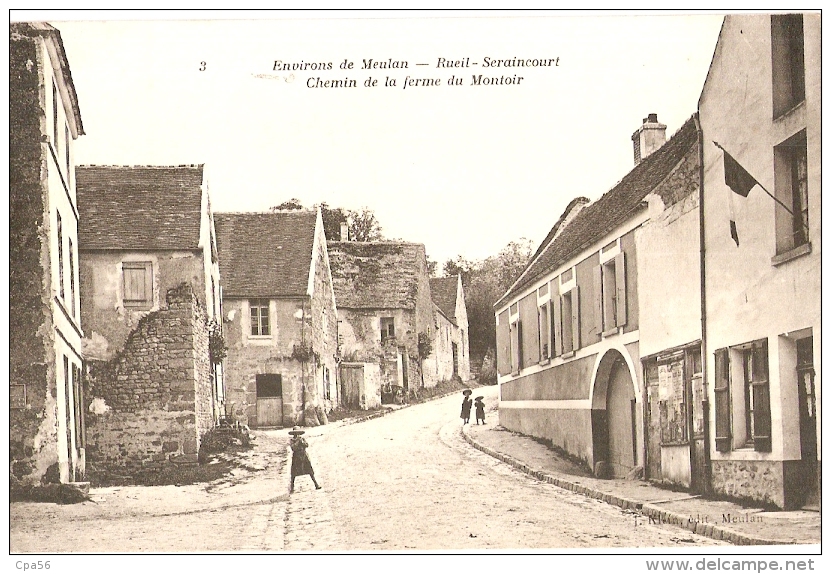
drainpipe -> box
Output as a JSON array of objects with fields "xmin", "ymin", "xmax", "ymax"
[
  {"xmin": 301, "ymin": 298, "xmax": 307, "ymax": 425},
  {"xmin": 694, "ymin": 113, "xmax": 712, "ymax": 493}
]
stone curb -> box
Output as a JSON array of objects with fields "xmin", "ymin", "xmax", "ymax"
[{"xmin": 460, "ymin": 425, "xmax": 792, "ymax": 547}]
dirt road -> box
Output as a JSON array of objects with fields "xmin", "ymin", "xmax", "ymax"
[{"xmin": 11, "ymin": 386, "xmax": 723, "ymax": 552}]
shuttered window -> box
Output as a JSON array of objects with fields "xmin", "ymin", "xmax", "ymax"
[
  {"xmin": 714, "ymin": 348, "xmax": 731, "ymax": 452},
  {"xmin": 596, "ymin": 252, "xmax": 627, "ymax": 337}
]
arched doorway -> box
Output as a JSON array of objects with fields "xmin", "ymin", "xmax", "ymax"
[{"xmin": 591, "ymin": 349, "xmax": 638, "ymax": 478}]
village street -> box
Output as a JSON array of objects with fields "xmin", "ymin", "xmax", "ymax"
[{"xmin": 11, "ymin": 386, "xmax": 724, "ymax": 552}]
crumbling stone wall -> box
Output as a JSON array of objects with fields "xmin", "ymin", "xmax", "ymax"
[
  {"xmin": 84, "ymin": 283, "xmax": 214, "ymax": 482},
  {"xmin": 9, "ymin": 28, "xmax": 60, "ymax": 484}
]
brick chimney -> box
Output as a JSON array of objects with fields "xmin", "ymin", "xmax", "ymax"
[
  {"xmin": 631, "ymin": 113, "xmax": 667, "ymax": 165},
  {"xmin": 340, "ymin": 222, "xmax": 349, "ymax": 242}
]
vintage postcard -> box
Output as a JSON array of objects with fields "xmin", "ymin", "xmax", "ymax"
[{"xmin": 7, "ymin": 9, "xmax": 821, "ymax": 567}]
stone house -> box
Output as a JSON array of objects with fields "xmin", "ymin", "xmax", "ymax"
[
  {"xmin": 214, "ymin": 209, "xmax": 338, "ymax": 428},
  {"xmin": 327, "ymin": 240, "xmax": 435, "ymax": 407},
  {"xmin": 428, "ymin": 275, "xmax": 472, "ymax": 383},
  {"xmin": 698, "ymin": 13, "xmax": 820, "ymax": 509},
  {"xmin": 75, "ymin": 165, "xmax": 223, "ymax": 480},
  {"xmin": 10, "ymin": 22, "xmax": 87, "ymax": 486},
  {"xmin": 494, "ymin": 114, "xmax": 700, "ymax": 480}
]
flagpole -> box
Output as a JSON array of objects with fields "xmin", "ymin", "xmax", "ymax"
[{"xmin": 712, "ymin": 141, "xmax": 796, "ymax": 216}]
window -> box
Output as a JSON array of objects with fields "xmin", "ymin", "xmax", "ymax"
[
  {"xmin": 771, "ymin": 14, "xmax": 805, "ymax": 118},
  {"xmin": 510, "ymin": 319, "xmax": 522, "ymax": 375},
  {"xmin": 56, "ymin": 212, "xmax": 64, "ymax": 299},
  {"xmin": 538, "ymin": 302, "xmax": 550, "ymax": 361},
  {"xmin": 560, "ymin": 287, "xmax": 580, "ymax": 355},
  {"xmin": 68, "ymin": 238, "xmax": 75, "ymax": 317},
  {"xmin": 774, "ymin": 131, "xmax": 809, "ymax": 255},
  {"xmin": 123, "ymin": 262, "xmax": 153, "ymax": 309},
  {"xmin": 595, "ymin": 252, "xmax": 627, "ymax": 336},
  {"xmin": 714, "ymin": 341, "xmax": 771, "ymax": 453},
  {"xmin": 380, "ymin": 317, "xmax": 395, "ymax": 343},
  {"xmin": 65, "ymin": 123, "xmax": 71, "ymax": 177},
  {"xmin": 255, "ymin": 373, "xmax": 282, "ymax": 398},
  {"xmin": 249, "ymin": 299, "xmax": 270, "ymax": 336},
  {"xmin": 742, "ymin": 340, "xmax": 771, "ymax": 451},
  {"xmin": 323, "ymin": 367, "xmax": 331, "ymax": 401}
]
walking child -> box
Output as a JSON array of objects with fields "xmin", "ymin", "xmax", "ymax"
[
  {"xmin": 474, "ymin": 396, "xmax": 486, "ymax": 425},
  {"xmin": 460, "ymin": 389, "xmax": 473, "ymax": 424},
  {"xmin": 288, "ymin": 426, "xmax": 322, "ymax": 493}
]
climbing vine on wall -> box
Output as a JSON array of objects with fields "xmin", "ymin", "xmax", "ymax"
[{"xmin": 207, "ymin": 319, "xmax": 227, "ymax": 364}]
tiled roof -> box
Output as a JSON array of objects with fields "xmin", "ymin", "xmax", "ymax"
[
  {"xmin": 496, "ymin": 115, "xmax": 698, "ymax": 308},
  {"xmin": 76, "ymin": 165, "xmax": 204, "ymax": 250},
  {"xmin": 430, "ymin": 276, "xmax": 459, "ymax": 322},
  {"xmin": 214, "ymin": 211, "xmax": 317, "ymax": 298},
  {"xmin": 328, "ymin": 241, "xmax": 427, "ymax": 310}
]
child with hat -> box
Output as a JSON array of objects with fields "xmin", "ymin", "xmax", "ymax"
[
  {"xmin": 474, "ymin": 396, "xmax": 486, "ymax": 425},
  {"xmin": 288, "ymin": 426, "xmax": 322, "ymax": 493},
  {"xmin": 460, "ymin": 389, "xmax": 473, "ymax": 424}
]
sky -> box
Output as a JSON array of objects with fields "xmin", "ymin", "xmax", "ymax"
[{"xmin": 25, "ymin": 11, "xmax": 724, "ymax": 267}]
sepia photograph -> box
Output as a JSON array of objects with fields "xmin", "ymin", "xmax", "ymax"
[{"xmin": 7, "ymin": 9, "xmax": 821, "ymax": 565}]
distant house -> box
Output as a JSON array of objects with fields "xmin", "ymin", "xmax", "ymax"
[
  {"xmin": 10, "ymin": 22, "xmax": 86, "ymax": 486},
  {"xmin": 428, "ymin": 275, "xmax": 471, "ymax": 383},
  {"xmin": 698, "ymin": 13, "xmax": 820, "ymax": 509},
  {"xmin": 76, "ymin": 164, "xmax": 223, "ymax": 481},
  {"xmin": 215, "ymin": 209, "xmax": 338, "ymax": 428},
  {"xmin": 494, "ymin": 114, "xmax": 701, "ymax": 480},
  {"xmin": 328, "ymin": 240, "xmax": 434, "ymax": 407}
]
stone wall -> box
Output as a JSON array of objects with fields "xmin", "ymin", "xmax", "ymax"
[
  {"xmin": 710, "ymin": 459, "xmax": 786, "ymax": 509},
  {"xmin": 84, "ymin": 283, "xmax": 214, "ymax": 482},
  {"xmin": 9, "ymin": 29, "xmax": 59, "ymax": 485}
]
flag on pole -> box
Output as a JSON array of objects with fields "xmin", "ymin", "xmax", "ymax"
[
  {"xmin": 714, "ymin": 142, "xmax": 760, "ymax": 246},
  {"xmin": 722, "ymin": 149, "xmax": 759, "ymax": 198}
]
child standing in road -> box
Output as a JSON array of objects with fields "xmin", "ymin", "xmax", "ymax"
[
  {"xmin": 474, "ymin": 396, "xmax": 486, "ymax": 425},
  {"xmin": 288, "ymin": 426, "xmax": 322, "ymax": 493}
]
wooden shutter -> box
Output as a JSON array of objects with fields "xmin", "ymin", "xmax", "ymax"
[
  {"xmin": 517, "ymin": 320, "xmax": 524, "ymax": 370},
  {"xmin": 552, "ymin": 294, "xmax": 562, "ymax": 357},
  {"xmin": 496, "ymin": 310, "xmax": 511, "ymax": 376},
  {"xmin": 571, "ymin": 285, "xmax": 581, "ymax": 351},
  {"xmin": 615, "ymin": 252, "xmax": 627, "ymax": 327},
  {"xmin": 593, "ymin": 265, "xmax": 604, "ymax": 335},
  {"xmin": 714, "ymin": 348, "xmax": 731, "ymax": 452},
  {"xmin": 751, "ymin": 340, "xmax": 772, "ymax": 452}
]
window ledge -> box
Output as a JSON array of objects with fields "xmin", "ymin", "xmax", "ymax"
[
  {"xmin": 771, "ymin": 242, "xmax": 811, "ymax": 266},
  {"xmin": 602, "ymin": 327, "xmax": 620, "ymax": 338},
  {"xmin": 539, "ymin": 358, "xmax": 550, "ymax": 366},
  {"xmin": 773, "ymin": 99, "xmax": 805, "ymax": 123},
  {"xmin": 561, "ymin": 351, "xmax": 575, "ymax": 360}
]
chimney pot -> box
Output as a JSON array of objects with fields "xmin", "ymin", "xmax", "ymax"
[{"xmin": 647, "ymin": 113, "xmax": 658, "ymax": 123}]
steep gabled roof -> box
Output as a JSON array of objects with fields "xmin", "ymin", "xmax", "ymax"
[
  {"xmin": 496, "ymin": 115, "xmax": 698, "ymax": 309},
  {"xmin": 328, "ymin": 241, "xmax": 427, "ymax": 310},
  {"xmin": 11, "ymin": 22, "xmax": 84, "ymax": 135},
  {"xmin": 430, "ymin": 276, "xmax": 459, "ymax": 323},
  {"xmin": 214, "ymin": 211, "xmax": 317, "ymax": 298},
  {"xmin": 76, "ymin": 165, "xmax": 205, "ymax": 251}
]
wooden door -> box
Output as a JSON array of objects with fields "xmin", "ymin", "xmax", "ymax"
[
  {"xmin": 340, "ymin": 364, "xmax": 364, "ymax": 408},
  {"xmin": 256, "ymin": 374, "xmax": 283, "ymax": 427},
  {"xmin": 606, "ymin": 359, "xmax": 636, "ymax": 477}
]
